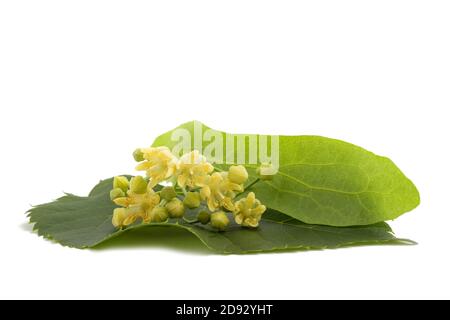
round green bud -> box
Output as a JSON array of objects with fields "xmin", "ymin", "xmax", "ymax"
[
  {"xmin": 166, "ymin": 198, "xmax": 185, "ymax": 218},
  {"xmin": 109, "ymin": 188, "xmax": 125, "ymax": 201},
  {"xmin": 113, "ymin": 176, "xmax": 129, "ymax": 193},
  {"xmin": 130, "ymin": 176, "xmax": 148, "ymax": 194},
  {"xmin": 257, "ymin": 163, "xmax": 277, "ymax": 181},
  {"xmin": 133, "ymin": 148, "xmax": 145, "ymax": 162},
  {"xmin": 183, "ymin": 192, "xmax": 201, "ymax": 209},
  {"xmin": 197, "ymin": 211, "xmax": 211, "ymax": 224},
  {"xmin": 161, "ymin": 186, "xmax": 177, "ymax": 201},
  {"xmin": 228, "ymin": 165, "xmax": 249, "ymax": 184},
  {"xmin": 210, "ymin": 211, "xmax": 230, "ymax": 231},
  {"xmin": 150, "ymin": 207, "xmax": 169, "ymax": 222}
]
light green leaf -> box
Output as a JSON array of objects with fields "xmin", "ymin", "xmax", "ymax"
[
  {"xmin": 27, "ymin": 177, "xmax": 412, "ymax": 253},
  {"xmin": 151, "ymin": 121, "xmax": 420, "ymax": 226}
]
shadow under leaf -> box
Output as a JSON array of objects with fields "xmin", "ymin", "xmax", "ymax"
[{"xmin": 92, "ymin": 226, "xmax": 212, "ymax": 255}]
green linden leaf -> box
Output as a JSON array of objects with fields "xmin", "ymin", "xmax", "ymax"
[
  {"xmin": 27, "ymin": 177, "xmax": 413, "ymax": 253},
  {"xmin": 151, "ymin": 121, "xmax": 420, "ymax": 226}
]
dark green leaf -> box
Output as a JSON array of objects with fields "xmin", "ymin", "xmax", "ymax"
[{"xmin": 27, "ymin": 178, "xmax": 413, "ymax": 253}]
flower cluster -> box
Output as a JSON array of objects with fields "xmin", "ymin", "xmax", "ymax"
[{"xmin": 110, "ymin": 147, "xmax": 266, "ymax": 231}]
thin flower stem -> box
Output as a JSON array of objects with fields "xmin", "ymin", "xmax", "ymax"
[
  {"xmin": 173, "ymin": 182, "xmax": 184, "ymax": 195},
  {"xmin": 244, "ymin": 178, "xmax": 261, "ymax": 192}
]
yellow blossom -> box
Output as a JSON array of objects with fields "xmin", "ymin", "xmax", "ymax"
[
  {"xmin": 112, "ymin": 208, "xmax": 128, "ymax": 228},
  {"xmin": 200, "ymin": 172, "xmax": 243, "ymax": 211},
  {"xmin": 176, "ymin": 150, "xmax": 214, "ymax": 189},
  {"xmin": 112, "ymin": 187, "xmax": 161, "ymax": 225},
  {"xmin": 228, "ymin": 165, "xmax": 249, "ymax": 184},
  {"xmin": 112, "ymin": 206, "xmax": 146, "ymax": 228},
  {"xmin": 110, "ymin": 148, "xmax": 268, "ymax": 230},
  {"xmin": 220, "ymin": 172, "xmax": 245, "ymax": 198},
  {"xmin": 135, "ymin": 147, "xmax": 177, "ymax": 187},
  {"xmin": 233, "ymin": 192, "xmax": 266, "ymax": 228}
]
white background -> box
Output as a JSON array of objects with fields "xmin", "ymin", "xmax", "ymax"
[{"xmin": 1, "ymin": 1, "xmax": 449, "ymax": 300}]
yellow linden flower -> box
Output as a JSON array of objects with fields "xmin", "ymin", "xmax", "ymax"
[
  {"xmin": 200, "ymin": 172, "xmax": 243, "ymax": 211},
  {"xmin": 233, "ymin": 192, "xmax": 266, "ymax": 228},
  {"xmin": 228, "ymin": 165, "xmax": 249, "ymax": 184},
  {"xmin": 113, "ymin": 188, "xmax": 161, "ymax": 225},
  {"xmin": 112, "ymin": 208, "xmax": 128, "ymax": 227},
  {"xmin": 112, "ymin": 207, "xmax": 144, "ymax": 228},
  {"xmin": 220, "ymin": 172, "xmax": 244, "ymax": 198},
  {"xmin": 135, "ymin": 147, "xmax": 177, "ymax": 187},
  {"xmin": 176, "ymin": 150, "xmax": 214, "ymax": 189}
]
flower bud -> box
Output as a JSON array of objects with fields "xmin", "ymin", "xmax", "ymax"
[
  {"xmin": 257, "ymin": 163, "xmax": 277, "ymax": 181},
  {"xmin": 110, "ymin": 188, "xmax": 125, "ymax": 201},
  {"xmin": 150, "ymin": 207, "xmax": 169, "ymax": 223},
  {"xmin": 183, "ymin": 192, "xmax": 201, "ymax": 209},
  {"xmin": 133, "ymin": 148, "xmax": 145, "ymax": 162},
  {"xmin": 166, "ymin": 198, "xmax": 185, "ymax": 218},
  {"xmin": 228, "ymin": 165, "xmax": 249, "ymax": 184},
  {"xmin": 113, "ymin": 176, "xmax": 129, "ymax": 193},
  {"xmin": 197, "ymin": 210, "xmax": 211, "ymax": 224},
  {"xmin": 161, "ymin": 186, "xmax": 177, "ymax": 201},
  {"xmin": 130, "ymin": 176, "xmax": 148, "ymax": 194},
  {"xmin": 210, "ymin": 211, "xmax": 230, "ymax": 231}
]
